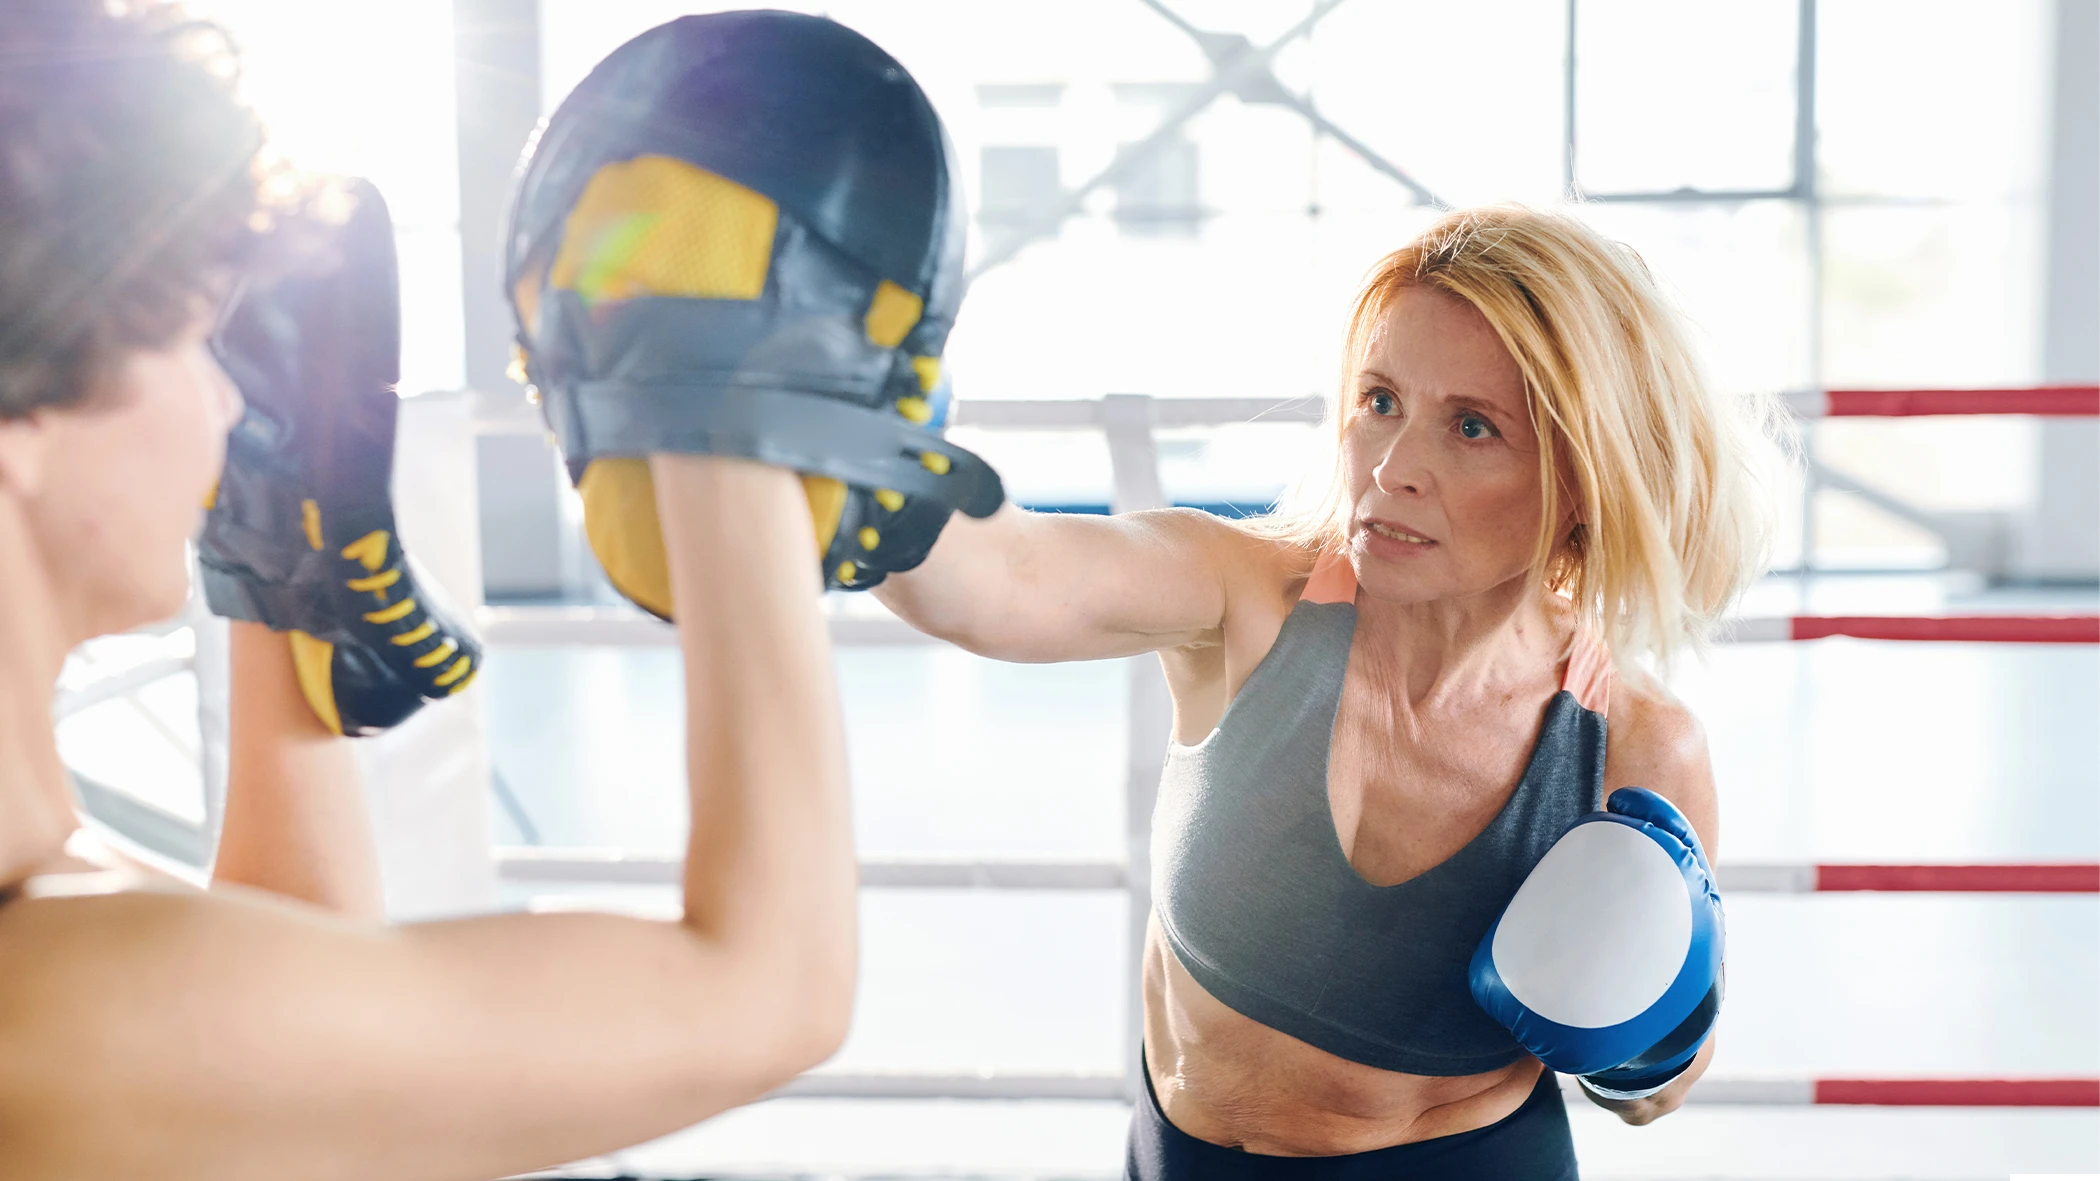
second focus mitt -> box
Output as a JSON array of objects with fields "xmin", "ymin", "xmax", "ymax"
[{"xmin": 199, "ymin": 178, "xmax": 481, "ymax": 736}]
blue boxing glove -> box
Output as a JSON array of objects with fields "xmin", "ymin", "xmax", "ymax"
[{"xmin": 1469, "ymin": 788, "xmax": 1724, "ymax": 1099}]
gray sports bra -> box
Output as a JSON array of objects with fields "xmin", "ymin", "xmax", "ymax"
[{"xmin": 1151, "ymin": 584, "xmax": 1609, "ymax": 1076}]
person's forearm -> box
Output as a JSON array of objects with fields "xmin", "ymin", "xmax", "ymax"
[
  {"xmin": 871, "ymin": 503, "xmax": 1029, "ymax": 646},
  {"xmin": 653, "ymin": 456, "xmax": 856, "ymax": 1054},
  {"xmin": 213, "ymin": 622, "xmax": 384, "ymax": 920},
  {"xmin": 876, "ymin": 505, "xmax": 1226, "ymax": 663}
]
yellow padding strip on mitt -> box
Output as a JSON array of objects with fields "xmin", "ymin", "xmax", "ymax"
[
  {"xmin": 579, "ymin": 459, "xmax": 675, "ymax": 620},
  {"xmin": 432, "ymin": 655, "xmax": 475, "ymax": 688},
  {"xmin": 346, "ymin": 568, "xmax": 401, "ymax": 595},
  {"xmin": 803, "ymin": 475, "xmax": 847, "ymax": 555},
  {"xmin": 911, "ymin": 355, "xmax": 942, "ymax": 393},
  {"xmin": 581, "ymin": 460, "xmax": 851, "ymax": 622},
  {"xmin": 362, "ymin": 597, "xmax": 419, "ymax": 625},
  {"xmin": 413, "ymin": 639, "xmax": 459, "ymax": 669},
  {"xmin": 341, "ymin": 531, "xmax": 391, "ymax": 573},
  {"xmin": 864, "ymin": 280, "xmax": 924, "ymax": 348},
  {"xmin": 550, "ymin": 156, "xmax": 779, "ymax": 305},
  {"xmin": 287, "ymin": 630, "xmax": 345, "ymax": 736}
]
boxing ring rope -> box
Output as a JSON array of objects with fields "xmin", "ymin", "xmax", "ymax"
[
  {"xmin": 499, "ymin": 844, "xmax": 2100, "ymax": 1108},
  {"xmin": 493, "ymin": 850, "xmax": 2100, "ymax": 895},
  {"xmin": 933, "ymin": 384, "xmax": 2100, "ymax": 432},
  {"xmin": 1782, "ymin": 384, "xmax": 2100, "ymax": 419},
  {"xmin": 53, "ymin": 655, "xmax": 196, "ymax": 720},
  {"xmin": 475, "ymin": 605, "xmax": 2100, "ymax": 651},
  {"xmin": 1721, "ymin": 614, "xmax": 2100, "ymax": 644},
  {"xmin": 55, "ymin": 386, "xmax": 2093, "ymax": 1115},
  {"xmin": 756, "ymin": 1073, "xmax": 2100, "ymax": 1108},
  {"xmin": 51, "ymin": 596, "xmax": 2091, "ymax": 723}
]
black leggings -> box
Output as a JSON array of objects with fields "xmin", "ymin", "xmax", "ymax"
[{"xmin": 1126, "ymin": 1058, "xmax": 1578, "ymax": 1181}]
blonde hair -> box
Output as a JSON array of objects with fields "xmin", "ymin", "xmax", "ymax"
[{"xmin": 1254, "ymin": 205, "xmax": 1778, "ymax": 677}]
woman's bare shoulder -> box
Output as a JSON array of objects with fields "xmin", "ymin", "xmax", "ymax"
[
  {"xmin": 1611, "ymin": 681, "xmax": 1709, "ymax": 768},
  {"xmin": 1125, "ymin": 509, "xmax": 1309, "ymax": 619},
  {"xmin": 1604, "ymin": 679, "xmax": 1720, "ymax": 848},
  {"xmin": 1205, "ymin": 515, "xmax": 1316, "ymax": 598}
]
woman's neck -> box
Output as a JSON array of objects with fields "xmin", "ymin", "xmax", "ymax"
[
  {"xmin": 0, "ymin": 509, "xmax": 81, "ymax": 884},
  {"xmin": 1351, "ymin": 575, "xmax": 1565, "ymax": 709}
]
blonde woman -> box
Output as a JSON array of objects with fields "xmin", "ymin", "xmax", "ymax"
[{"xmin": 877, "ymin": 206, "xmax": 1770, "ymax": 1177}]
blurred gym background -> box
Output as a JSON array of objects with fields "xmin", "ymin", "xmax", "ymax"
[{"xmin": 52, "ymin": 2, "xmax": 2098, "ymax": 1178}]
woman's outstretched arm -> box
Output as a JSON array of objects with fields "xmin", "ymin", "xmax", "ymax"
[
  {"xmin": 875, "ymin": 504, "xmax": 1285, "ymax": 663},
  {"xmin": 0, "ymin": 454, "xmax": 856, "ymax": 1181}
]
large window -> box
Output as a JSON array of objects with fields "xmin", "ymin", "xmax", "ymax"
[
  {"xmin": 188, "ymin": 0, "xmax": 465, "ymax": 397},
  {"xmin": 1812, "ymin": 0, "xmax": 2053, "ymax": 562},
  {"xmin": 534, "ymin": 0, "xmax": 2055, "ymax": 563}
]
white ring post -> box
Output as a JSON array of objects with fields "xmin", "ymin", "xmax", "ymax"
[
  {"xmin": 1101, "ymin": 394, "xmax": 1174, "ymax": 1101},
  {"xmin": 362, "ymin": 391, "xmax": 497, "ymax": 920}
]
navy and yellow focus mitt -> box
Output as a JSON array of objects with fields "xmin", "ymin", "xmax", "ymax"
[
  {"xmin": 198, "ymin": 178, "xmax": 481, "ymax": 736},
  {"xmin": 504, "ymin": 10, "xmax": 1003, "ymax": 613}
]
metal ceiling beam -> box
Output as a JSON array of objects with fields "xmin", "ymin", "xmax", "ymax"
[
  {"xmin": 1139, "ymin": 0, "xmax": 1446, "ymax": 207},
  {"xmin": 969, "ymin": 0, "xmax": 1375, "ymax": 282}
]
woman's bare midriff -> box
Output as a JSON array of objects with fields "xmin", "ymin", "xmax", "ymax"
[
  {"xmin": 1138, "ymin": 541, "xmax": 1570, "ymax": 1157},
  {"xmin": 1141, "ymin": 919, "xmax": 1542, "ymax": 1155}
]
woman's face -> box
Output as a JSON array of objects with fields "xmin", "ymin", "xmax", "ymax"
[
  {"xmin": 1338, "ymin": 287, "xmax": 1551, "ymax": 605},
  {"xmin": 6, "ymin": 310, "xmax": 242, "ymax": 641}
]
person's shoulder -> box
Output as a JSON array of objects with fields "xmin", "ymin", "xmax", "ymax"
[
  {"xmin": 1135, "ymin": 508, "xmax": 1310, "ymax": 597},
  {"xmin": 1610, "ymin": 681, "xmax": 1709, "ymax": 779},
  {"xmin": 1605, "ymin": 679, "xmax": 1719, "ymax": 840}
]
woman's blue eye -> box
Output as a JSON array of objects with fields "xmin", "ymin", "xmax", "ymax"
[
  {"xmin": 1458, "ymin": 413, "xmax": 1496, "ymax": 440},
  {"xmin": 1369, "ymin": 390, "xmax": 1396, "ymax": 416}
]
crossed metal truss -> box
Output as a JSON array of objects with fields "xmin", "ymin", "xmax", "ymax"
[{"xmin": 967, "ymin": 0, "xmax": 1447, "ymax": 283}]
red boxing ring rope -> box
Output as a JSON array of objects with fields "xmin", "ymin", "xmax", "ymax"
[
  {"xmin": 1789, "ymin": 614, "xmax": 2100, "ymax": 644},
  {"xmin": 1812, "ymin": 863, "xmax": 2099, "ymax": 893},
  {"xmin": 1551, "ymin": 1075, "xmax": 2100, "ymax": 1107},
  {"xmin": 1812, "ymin": 1078, "xmax": 2100, "ymax": 1107},
  {"xmin": 1796, "ymin": 384, "xmax": 2100, "ymax": 417},
  {"xmin": 1721, "ymin": 614, "xmax": 2100, "ymax": 644}
]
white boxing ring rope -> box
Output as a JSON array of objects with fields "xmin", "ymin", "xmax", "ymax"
[{"xmin": 55, "ymin": 387, "xmax": 2100, "ymax": 1111}]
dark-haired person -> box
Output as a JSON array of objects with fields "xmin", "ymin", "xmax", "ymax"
[{"xmin": 0, "ymin": 4, "xmax": 868, "ymax": 1176}]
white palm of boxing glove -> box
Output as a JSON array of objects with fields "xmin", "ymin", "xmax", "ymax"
[{"xmin": 1469, "ymin": 787, "xmax": 1724, "ymax": 1099}]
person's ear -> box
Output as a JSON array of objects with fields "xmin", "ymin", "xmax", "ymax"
[{"xmin": 0, "ymin": 412, "xmax": 50, "ymax": 498}]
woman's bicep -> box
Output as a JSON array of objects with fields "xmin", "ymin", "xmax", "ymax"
[{"xmin": 0, "ymin": 889, "xmax": 788, "ymax": 1181}]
